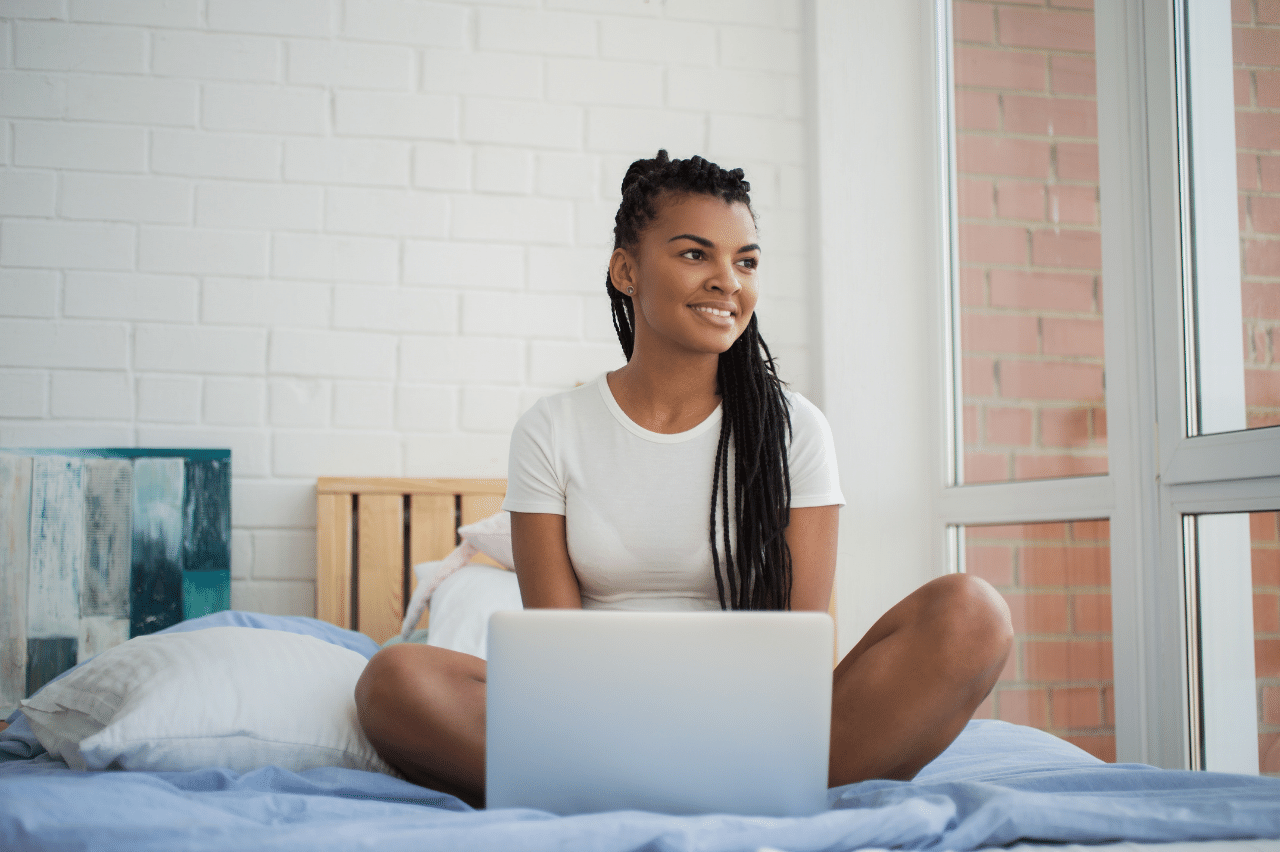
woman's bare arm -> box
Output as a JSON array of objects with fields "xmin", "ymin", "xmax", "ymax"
[
  {"xmin": 785, "ymin": 504, "xmax": 840, "ymax": 612},
  {"xmin": 510, "ymin": 511, "xmax": 583, "ymax": 609}
]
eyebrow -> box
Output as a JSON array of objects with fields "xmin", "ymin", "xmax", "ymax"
[{"xmin": 667, "ymin": 234, "xmax": 761, "ymax": 253}]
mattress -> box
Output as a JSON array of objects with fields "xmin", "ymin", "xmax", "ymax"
[{"xmin": 2, "ymin": 612, "xmax": 1278, "ymax": 852}]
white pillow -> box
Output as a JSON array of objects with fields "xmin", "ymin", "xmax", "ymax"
[
  {"xmin": 20, "ymin": 626, "xmax": 395, "ymax": 776},
  {"xmin": 399, "ymin": 511, "xmax": 515, "ymax": 640},
  {"xmin": 459, "ymin": 510, "xmax": 513, "ymax": 569},
  {"xmin": 424, "ymin": 564, "xmax": 523, "ymax": 659}
]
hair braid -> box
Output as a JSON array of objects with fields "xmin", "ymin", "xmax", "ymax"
[{"xmin": 608, "ymin": 150, "xmax": 793, "ymax": 611}]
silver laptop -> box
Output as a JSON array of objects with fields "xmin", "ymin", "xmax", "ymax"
[{"xmin": 485, "ymin": 609, "xmax": 833, "ymax": 816}]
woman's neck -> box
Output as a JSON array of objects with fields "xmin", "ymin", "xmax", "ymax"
[{"xmin": 606, "ymin": 350, "xmax": 720, "ymax": 435}]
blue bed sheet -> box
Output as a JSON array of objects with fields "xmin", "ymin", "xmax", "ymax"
[{"xmin": 3, "ymin": 613, "xmax": 1279, "ymax": 852}]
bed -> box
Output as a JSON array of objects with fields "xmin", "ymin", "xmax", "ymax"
[{"xmin": 3, "ymin": 476, "xmax": 1280, "ymax": 852}]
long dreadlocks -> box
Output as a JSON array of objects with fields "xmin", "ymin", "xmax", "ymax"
[{"xmin": 606, "ymin": 150, "xmax": 794, "ymax": 611}]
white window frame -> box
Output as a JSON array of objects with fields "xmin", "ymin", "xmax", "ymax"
[{"xmin": 812, "ymin": 0, "xmax": 1280, "ymax": 771}]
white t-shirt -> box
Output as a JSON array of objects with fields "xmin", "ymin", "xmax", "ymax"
[{"xmin": 502, "ymin": 373, "xmax": 845, "ymax": 611}]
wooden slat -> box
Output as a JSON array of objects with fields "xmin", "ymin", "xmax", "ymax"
[
  {"xmin": 314, "ymin": 478, "xmax": 511, "ymax": 639},
  {"xmin": 316, "ymin": 493, "xmax": 352, "ymax": 629},
  {"xmin": 406, "ymin": 494, "xmax": 456, "ymax": 633},
  {"xmin": 459, "ymin": 493, "xmax": 505, "ymax": 527},
  {"xmin": 409, "ymin": 494, "xmax": 457, "ymax": 566},
  {"xmin": 0, "ymin": 455, "xmax": 32, "ymax": 715},
  {"xmin": 357, "ymin": 494, "xmax": 405, "ymax": 646},
  {"xmin": 317, "ymin": 477, "xmax": 507, "ymax": 497},
  {"xmin": 460, "ymin": 493, "xmax": 506, "ymax": 569}
]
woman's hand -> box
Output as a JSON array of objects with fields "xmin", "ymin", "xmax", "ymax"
[
  {"xmin": 785, "ymin": 505, "xmax": 840, "ymax": 612},
  {"xmin": 510, "ymin": 512, "xmax": 583, "ymax": 609}
]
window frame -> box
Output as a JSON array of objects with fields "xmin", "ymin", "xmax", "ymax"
[{"xmin": 812, "ymin": 0, "xmax": 1280, "ymax": 771}]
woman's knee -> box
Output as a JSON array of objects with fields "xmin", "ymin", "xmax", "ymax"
[
  {"xmin": 356, "ymin": 643, "xmax": 412, "ymax": 710},
  {"xmin": 356, "ymin": 644, "xmax": 414, "ymax": 739},
  {"xmin": 356, "ymin": 644, "xmax": 485, "ymax": 726},
  {"xmin": 917, "ymin": 573, "xmax": 1014, "ymax": 664}
]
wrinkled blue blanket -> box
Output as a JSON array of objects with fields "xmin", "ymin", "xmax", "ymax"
[{"xmin": 3, "ymin": 613, "xmax": 1279, "ymax": 852}]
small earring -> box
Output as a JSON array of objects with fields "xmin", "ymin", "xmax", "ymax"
[{"xmin": 626, "ymin": 287, "xmax": 635, "ymax": 295}]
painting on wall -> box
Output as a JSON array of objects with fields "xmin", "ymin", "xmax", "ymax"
[{"xmin": 0, "ymin": 449, "xmax": 231, "ymax": 716}]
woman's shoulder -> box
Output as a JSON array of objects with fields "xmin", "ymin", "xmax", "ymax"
[
  {"xmin": 514, "ymin": 375, "xmax": 608, "ymax": 432},
  {"xmin": 781, "ymin": 387, "xmax": 834, "ymax": 435}
]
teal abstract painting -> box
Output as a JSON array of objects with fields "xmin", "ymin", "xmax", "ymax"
[{"xmin": 0, "ymin": 448, "xmax": 231, "ymax": 713}]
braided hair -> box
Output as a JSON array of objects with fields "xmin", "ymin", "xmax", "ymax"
[{"xmin": 606, "ymin": 150, "xmax": 794, "ymax": 611}]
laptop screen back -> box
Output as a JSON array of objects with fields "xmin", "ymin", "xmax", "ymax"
[{"xmin": 486, "ymin": 610, "xmax": 832, "ymax": 816}]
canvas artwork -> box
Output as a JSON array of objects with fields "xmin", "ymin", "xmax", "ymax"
[{"xmin": 0, "ymin": 449, "xmax": 231, "ymax": 717}]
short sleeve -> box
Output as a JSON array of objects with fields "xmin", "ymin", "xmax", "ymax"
[
  {"xmin": 786, "ymin": 393, "xmax": 846, "ymax": 508},
  {"xmin": 502, "ymin": 398, "xmax": 568, "ymax": 515}
]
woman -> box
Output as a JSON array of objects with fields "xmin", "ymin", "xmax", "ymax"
[{"xmin": 355, "ymin": 151, "xmax": 1013, "ymax": 809}]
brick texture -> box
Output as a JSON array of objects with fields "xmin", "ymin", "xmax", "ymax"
[
  {"xmin": 967, "ymin": 520, "xmax": 1116, "ymax": 761},
  {"xmin": 0, "ymin": 1, "xmax": 810, "ymax": 614},
  {"xmin": 934, "ymin": 0, "xmax": 1280, "ymax": 776},
  {"xmin": 954, "ymin": 0, "xmax": 1107, "ymax": 487},
  {"xmin": 1237, "ymin": 5, "xmax": 1280, "ymax": 430},
  {"xmin": 1258, "ymin": 511, "xmax": 1280, "ymax": 777}
]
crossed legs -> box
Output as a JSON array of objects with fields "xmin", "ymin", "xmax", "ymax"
[
  {"xmin": 355, "ymin": 643, "xmax": 487, "ymax": 808},
  {"xmin": 354, "ymin": 572, "xmax": 1013, "ymax": 805},
  {"xmin": 827, "ymin": 572, "xmax": 1013, "ymax": 785}
]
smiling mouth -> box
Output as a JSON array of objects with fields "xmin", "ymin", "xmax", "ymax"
[{"xmin": 692, "ymin": 305, "xmax": 734, "ymax": 318}]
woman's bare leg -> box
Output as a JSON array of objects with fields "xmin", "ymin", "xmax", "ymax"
[
  {"xmin": 356, "ymin": 574, "xmax": 1011, "ymax": 803},
  {"xmin": 829, "ymin": 573, "xmax": 1013, "ymax": 787},
  {"xmin": 355, "ymin": 643, "xmax": 487, "ymax": 808}
]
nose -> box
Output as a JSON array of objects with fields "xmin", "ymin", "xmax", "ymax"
[{"xmin": 707, "ymin": 260, "xmax": 741, "ymax": 294}]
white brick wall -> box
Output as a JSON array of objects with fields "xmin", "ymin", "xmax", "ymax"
[
  {"xmin": 152, "ymin": 32, "xmax": 281, "ymax": 82},
  {"xmin": 0, "ymin": 169, "xmax": 56, "ymax": 215},
  {"xmin": 136, "ymin": 376, "xmax": 202, "ymax": 423},
  {"xmin": 0, "ymin": 0, "xmax": 813, "ymax": 617},
  {"xmin": 62, "ymin": 174, "xmax": 192, "ymax": 223},
  {"xmin": 0, "ymin": 370, "xmax": 47, "ymax": 417},
  {"xmin": 0, "ymin": 269, "xmax": 58, "ymax": 316},
  {"xmin": 64, "ymin": 272, "xmax": 198, "ymax": 321},
  {"xmin": 15, "ymin": 121, "xmax": 147, "ymax": 172},
  {"xmin": 65, "ymin": 76, "xmax": 199, "ymax": 126},
  {"xmin": 51, "ymin": 369, "xmax": 133, "ymax": 419}
]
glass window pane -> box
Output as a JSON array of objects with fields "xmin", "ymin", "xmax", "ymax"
[
  {"xmin": 952, "ymin": 1, "xmax": 1108, "ymax": 482},
  {"xmin": 1236, "ymin": 8, "xmax": 1280, "ymax": 429},
  {"xmin": 1191, "ymin": 510, "xmax": 1278, "ymax": 775},
  {"xmin": 1185, "ymin": 4, "xmax": 1280, "ymax": 434},
  {"xmin": 964, "ymin": 519, "xmax": 1115, "ymax": 761},
  {"xmin": 1251, "ymin": 511, "xmax": 1279, "ymax": 776}
]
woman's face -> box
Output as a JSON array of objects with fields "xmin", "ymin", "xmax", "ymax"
[{"xmin": 613, "ymin": 192, "xmax": 760, "ymax": 358}]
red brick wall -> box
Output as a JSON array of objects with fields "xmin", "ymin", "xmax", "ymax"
[
  {"xmin": 954, "ymin": 0, "xmax": 1106, "ymax": 486},
  {"xmin": 953, "ymin": 0, "xmax": 1113, "ymax": 762},
  {"xmin": 1235, "ymin": 0, "xmax": 1280, "ymax": 780},
  {"xmin": 1236, "ymin": 0, "xmax": 1280, "ymax": 428},
  {"xmin": 1257, "ymin": 511, "xmax": 1280, "ymax": 775},
  {"xmin": 955, "ymin": 2, "xmax": 1279, "ymax": 773},
  {"xmin": 966, "ymin": 521, "xmax": 1115, "ymax": 761}
]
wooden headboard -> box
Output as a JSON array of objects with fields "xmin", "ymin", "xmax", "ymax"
[
  {"xmin": 315, "ymin": 477, "xmax": 506, "ymax": 645},
  {"xmin": 316, "ymin": 476, "xmax": 839, "ymax": 659}
]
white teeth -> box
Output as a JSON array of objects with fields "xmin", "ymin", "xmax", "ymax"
[{"xmin": 693, "ymin": 306, "xmax": 732, "ymax": 317}]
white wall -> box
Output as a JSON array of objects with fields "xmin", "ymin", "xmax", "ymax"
[
  {"xmin": 813, "ymin": 1, "xmax": 950, "ymax": 654},
  {"xmin": 0, "ymin": 0, "xmax": 812, "ymax": 616}
]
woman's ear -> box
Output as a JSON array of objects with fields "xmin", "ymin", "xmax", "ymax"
[{"xmin": 609, "ymin": 247, "xmax": 636, "ymax": 296}]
